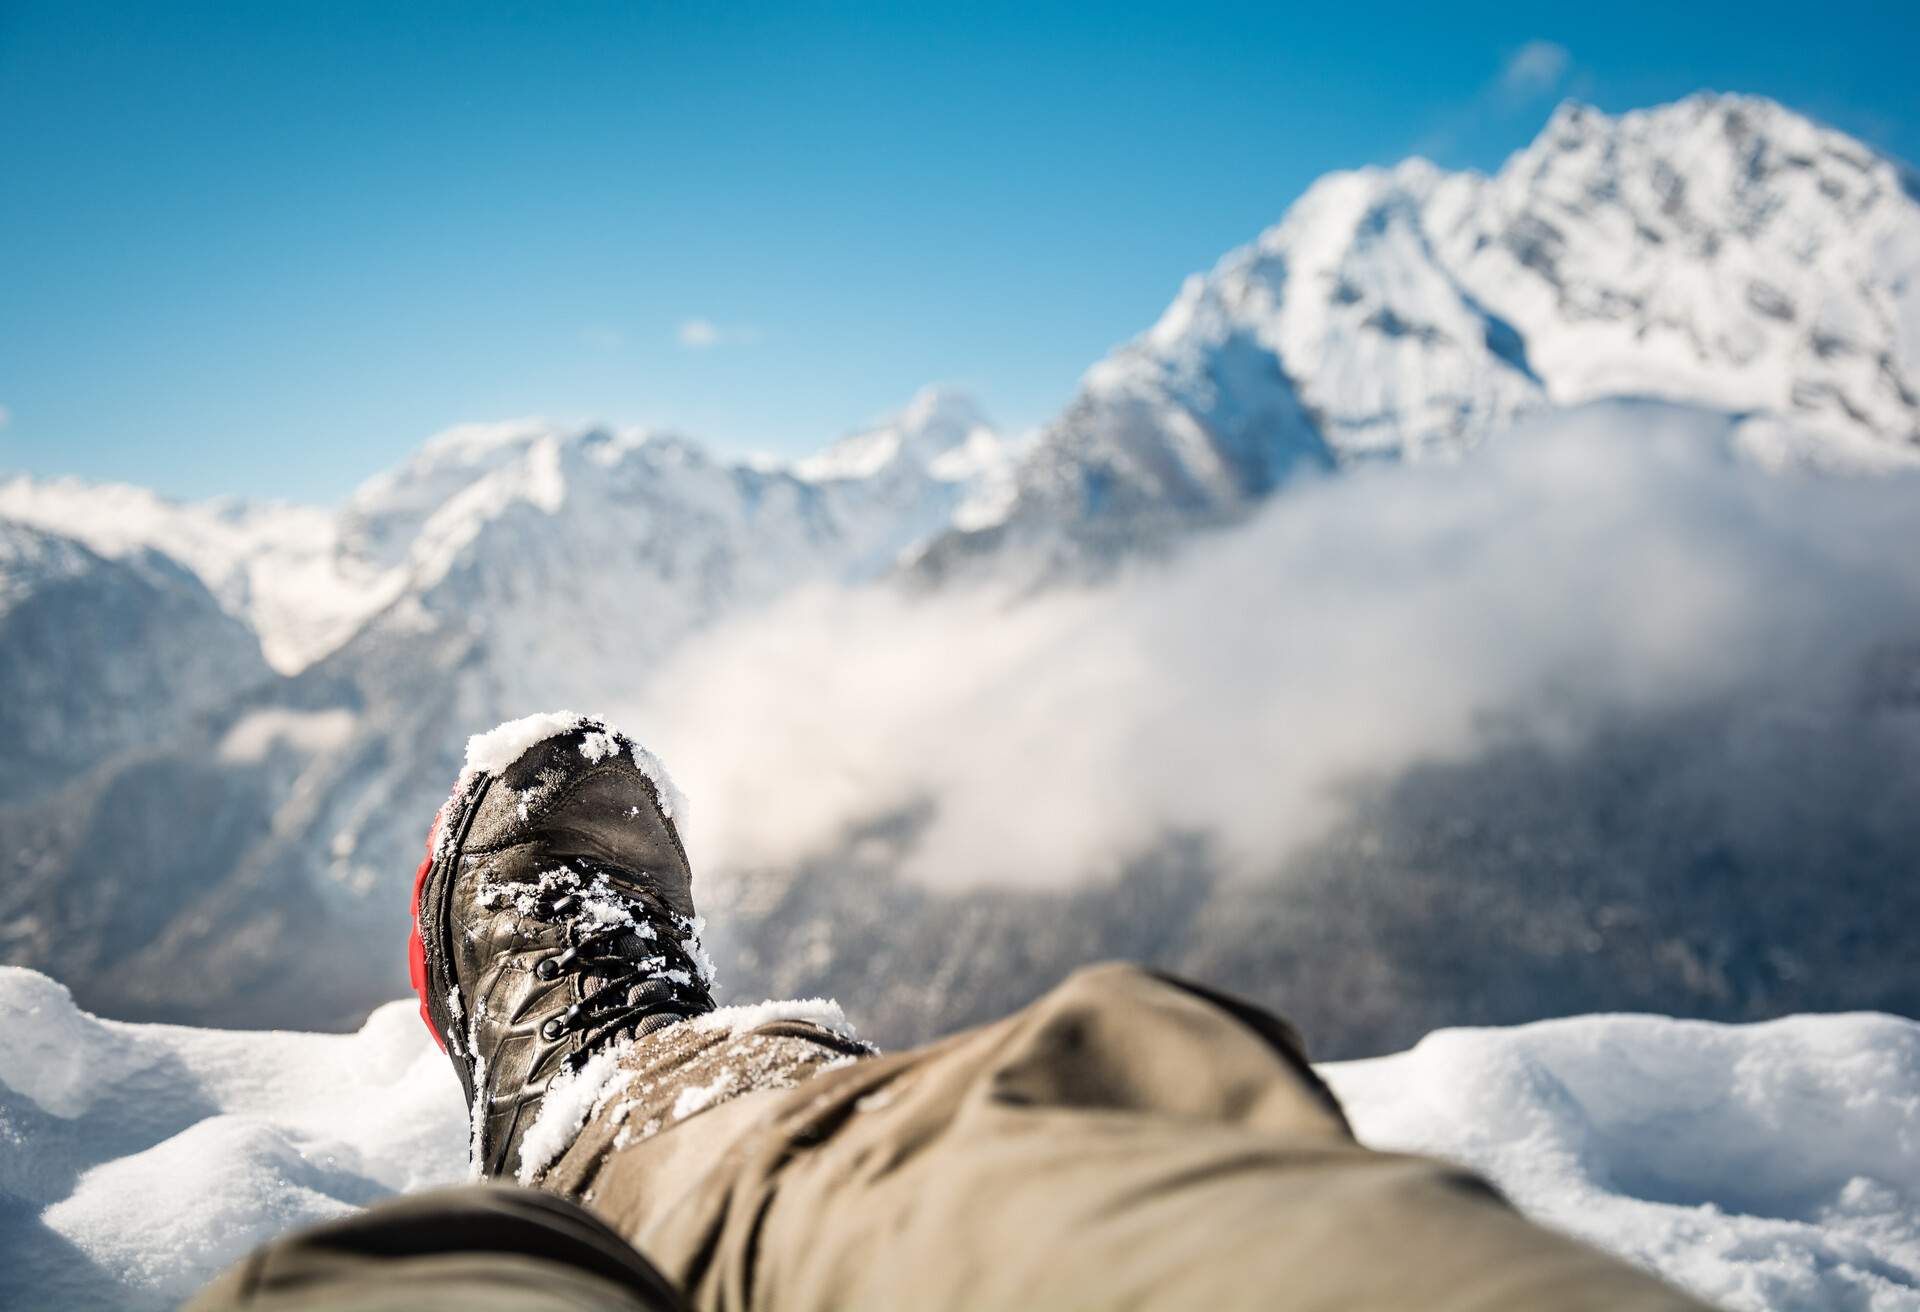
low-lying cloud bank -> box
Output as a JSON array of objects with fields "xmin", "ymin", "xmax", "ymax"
[{"xmin": 620, "ymin": 403, "xmax": 1920, "ymax": 891}]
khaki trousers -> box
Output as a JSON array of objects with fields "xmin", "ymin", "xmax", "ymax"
[{"xmin": 196, "ymin": 964, "xmax": 1712, "ymax": 1311}]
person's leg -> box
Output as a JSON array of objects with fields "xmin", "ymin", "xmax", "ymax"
[
  {"xmin": 536, "ymin": 963, "xmax": 1712, "ymax": 1312},
  {"xmin": 184, "ymin": 1184, "xmax": 683, "ymax": 1312},
  {"xmin": 390, "ymin": 715, "xmax": 1707, "ymax": 1310}
]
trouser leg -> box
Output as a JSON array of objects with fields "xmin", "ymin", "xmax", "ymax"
[
  {"xmin": 549, "ymin": 963, "xmax": 1711, "ymax": 1312},
  {"xmin": 184, "ymin": 1184, "xmax": 683, "ymax": 1312}
]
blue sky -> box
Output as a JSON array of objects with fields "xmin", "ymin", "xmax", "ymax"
[{"xmin": 2, "ymin": 1, "xmax": 1916, "ymax": 503}]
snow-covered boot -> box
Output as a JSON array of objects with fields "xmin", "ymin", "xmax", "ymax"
[{"xmin": 407, "ymin": 714, "xmax": 715, "ymax": 1179}]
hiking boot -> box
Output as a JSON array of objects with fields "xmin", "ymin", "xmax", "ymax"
[{"xmin": 407, "ymin": 714, "xmax": 716, "ymax": 1179}]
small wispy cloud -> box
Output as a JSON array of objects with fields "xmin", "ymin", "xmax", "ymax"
[
  {"xmin": 1408, "ymin": 40, "xmax": 1577, "ymax": 162},
  {"xmin": 1499, "ymin": 40, "xmax": 1571, "ymax": 102},
  {"xmin": 678, "ymin": 319, "xmax": 721, "ymax": 349},
  {"xmin": 677, "ymin": 319, "xmax": 759, "ymax": 350}
]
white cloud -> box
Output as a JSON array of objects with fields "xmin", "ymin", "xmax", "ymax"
[
  {"xmin": 619, "ymin": 405, "xmax": 1920, "ymax": 892},
  {"xmin": 1499, "ymin": 40, "xmax": 1571, "ymax": 100},
  {"xmin": 1407, "ymin": 40, "xmax": 1578, "ymax": 162},
  {"xmin": 676, "ymin": 319, "xmax": 760, "ymax": 350}
]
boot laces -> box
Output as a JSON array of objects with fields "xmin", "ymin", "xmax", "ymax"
[{"xmin": 479, "ymin": 860, "xmax": 715, "ymax": 1067}]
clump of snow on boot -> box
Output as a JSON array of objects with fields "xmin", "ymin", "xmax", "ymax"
[
  {"xmin": 670, "ymin": 1069, "xmax": 741, "ymax": 1121},
  {"xmin": 457, "ymin": 710, "xmax": 688, "ymax": 821},
  {"xmin": 513, "ymin": 1039, "xmax": 638, "ymax": 1185},
  {"xmin": 691, "ymin": 997, "xmax": 860, "ymax": 1042}
]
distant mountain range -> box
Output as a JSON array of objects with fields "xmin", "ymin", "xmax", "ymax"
[{"xmin": 3, "ymin": 93, "xmax": 1917, "ymax": 1049}]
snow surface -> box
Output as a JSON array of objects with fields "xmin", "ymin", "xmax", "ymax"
[
  {"xmin": 1322, "ymin": 1012, "xmax": 1920, "ymax": 1312},
  {"xmin": 3, "ymin": 965, "xmax": 1914, "ymax": 1310},
  {"xmin": 0, "ymin": 967, "xmax": 465, "ymax": 1310}
]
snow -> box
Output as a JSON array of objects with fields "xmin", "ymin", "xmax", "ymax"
[
  {"xmin": 0, "ymin": 967, "xmax": 464, "ymax": 1309},
  {"xmin": 631, "ymin": 743, "xmax": 687, "ymax": 822},
  {"xmin": 405, "ymin": 435, "xmax": 571, "ymax": 589},
  {"xmin": 464, "ymin": 1043, "xmax": 488, "ymax": 1182},
  {"xmin": 690, "ymin": 997, "xmax": 858, "ymax": 1042},
  {"xmin": 4, "ymin": 963, "xmax": 1913, "ymax": 1309},
  {"xmin": 9, "ymin": 93, "xmax": 1920, "ymax": 1309},
  {"xmin": 670, "ymin": 1070, "xmax": 740, "ymax": 1122},
  {"xmin": 678, "ymin": 914, "xmax": 717, "ymax": 988},
  {"xmin": 1320, "ymin": 1011, "xmax": 1920, "ymax": 1311},
  {"xmin": 992, "ymin": 93, "xmax": 1920, "ymax": 541},
  {"xmin": 514, "ymin": 1041, "xmax": 636, "ymax": 1185},
  {"xmin": 0, "ymin": 386, "xmax": 1009, "ymax": 688},
  {"xmin": 794, "ymin": 386, "xmax": 995, "ymax": 484},
  {"xmin": 463, "ymin": 711, "xmax": 589, "ymax": 777},
  {"xmin": 0, "ymin": 474, "xmax": 404, "ymax": 674},
  {"xmin": 458, "ymin": 711, "xmax": 688, "ymax": 821},
  {"xmin": 6, "ymin": 99, "xmax": 1913, "ymax": 701},
  {"xmin": 0, "ymin": 520, "xmax": 107, "ymax": 619}
]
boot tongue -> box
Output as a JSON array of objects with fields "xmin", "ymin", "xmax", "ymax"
[{"xmin": 570, "ymin": 911, "xmax": 715, "ymax": 1046}]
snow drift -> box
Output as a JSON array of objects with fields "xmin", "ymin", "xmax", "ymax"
[
  {"xmin": 0, "ymin": 967, "xmax": 465, "ymax": 1309},
  {"xmin": 1326, "ymin": 1014, "xmax": 1920, "ymax": 1311},
  {"xmin": 1, "ymin": 965, "xmax": 1913, "ymax": 1311}
]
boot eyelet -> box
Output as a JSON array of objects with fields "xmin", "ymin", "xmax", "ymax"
[
  {"xmin": 535, "ymin": 957, "xmax": 560, "ymax": 980},
  {"xmin": 541, "ymin": 1018, "xmax": 566, "ymax": 1041}
]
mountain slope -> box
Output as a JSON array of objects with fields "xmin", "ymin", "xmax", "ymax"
[
  {"xmin": 0, "ymin": 522, "xmax": 269, "ymax": 804},
  {"xmin": 930, "ymin": 93, "xmax": 1920, "ymax": 573},
  {"xmin": 0, "ymin": 476, "xmax": 399, "ymax": 674}
]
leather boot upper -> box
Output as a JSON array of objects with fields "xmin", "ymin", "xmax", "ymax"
[{"xmin": 412, "ymin": 718, "xmax": 714, "ymax": 1179}]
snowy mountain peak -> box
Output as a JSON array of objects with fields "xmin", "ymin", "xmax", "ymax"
[
  {"xmin": 898, "ymin": 384, "xmax": 991, "ymax": 439},
  {"xmin": 797, "ymin": 385, "xmax": 997, "ymax": 483},
  {"xmin": 0, "ymin": 473, "xmax": 393, "ymax": 673},
  {"xmin": 952, "ymin": 92, "xmax": 1920, "ymax": 561},
  {"xmin": 1446, "ymin": 93, "xmax": 1920, "ymax": 457}
]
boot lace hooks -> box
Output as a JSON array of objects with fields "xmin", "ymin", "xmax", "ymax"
[{"xmin": 515, "ymin": 863, "xmax": 715, "ymax": 1064}]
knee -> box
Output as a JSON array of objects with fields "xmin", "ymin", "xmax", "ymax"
[
  {"xmin": 1042, "ymin": 963, "xmax": 1302, "ymax": 1054},
  {"xmin": 1051, "ymin": 960, "xmax": 1158, "ymax": 997},
  {"xmin": 987, "ymin": 963, "xmax": 1346, "ymax": 1133}
]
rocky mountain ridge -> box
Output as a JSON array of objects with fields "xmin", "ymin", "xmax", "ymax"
[{"xmin": 941, "ymin": 93, "xmax": 1920, "ymax": 567}]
